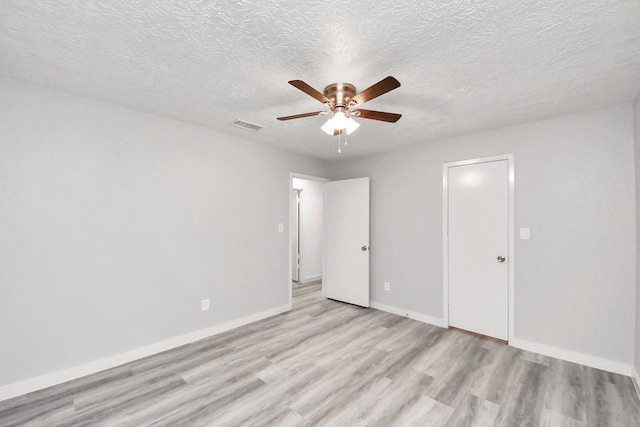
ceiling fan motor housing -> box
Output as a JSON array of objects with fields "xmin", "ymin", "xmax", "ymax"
[{"xmin": 323, "ymin": 83, "xmax": 356, "ymax": 109}]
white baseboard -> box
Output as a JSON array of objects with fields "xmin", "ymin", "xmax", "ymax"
[
  {"xmin": 0, "ymin": 304, "xmax": 290, "ymax": 402},
  {"xmin": 509, "ymin": 337, "xmax": 632, "ymax": 377},
  {"xmin": 632, "ymin": 366, "xmax": 640, "ymax": 402},
  {"xmin": 301, "ymin": 275, "xmax": 321, "ymax": 284},
  {"xmin": 370, "ymin": 301, "xmax": 446, "ymax": 328},
  {"xmin": 368, "ymin": 301, "xmax": 634, "ymax": 379}
]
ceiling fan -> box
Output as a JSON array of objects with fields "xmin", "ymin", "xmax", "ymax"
[{"xmin": 277, "ymin": 76, "xmax": 402, "ymax": 137}]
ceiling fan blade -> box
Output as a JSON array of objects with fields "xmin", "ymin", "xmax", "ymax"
[
  {"xmin": 288, "ymin": 80, "xmax": 332, "ymax": 105},
  {"xmin": 277, "ymin": 111, "xmax": 327, "ymax": 121},
  {"xmin": 352, "ymin": 109, "xmax": 402, "ymax": 123},
  {"xmin": 350, "ymin": 76, "xmax": 401, "ymax": 106}
]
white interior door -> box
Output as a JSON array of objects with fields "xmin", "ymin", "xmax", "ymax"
[
  {"xmin": 448, "ymin": 160, "xmax": 509, "ymax": 340},
  {"xmin": 323, "ymin": 177, "xmax": 370, "ymax": 307}
]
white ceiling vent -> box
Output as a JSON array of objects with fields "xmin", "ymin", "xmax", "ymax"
[{"xmin": 230, "ymin": 119, "xmax": 265, "ymax": 132}]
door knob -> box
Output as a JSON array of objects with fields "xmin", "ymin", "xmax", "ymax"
[
  {"xmin": 497, "ymin": 255, "xmax": 505, "ymax": 263},
  {"xmin": 362, "ymin": 246, "xmax": 369, "ymax": 251}
]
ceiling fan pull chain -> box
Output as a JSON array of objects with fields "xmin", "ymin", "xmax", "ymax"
[{"xmin": 337, "ymin": 130, "xmax": 342, "ymax": 153}]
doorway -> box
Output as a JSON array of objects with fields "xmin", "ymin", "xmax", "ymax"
[
  {"xmin": 291, "ymin": 188, "xmax": 302, "ymax": 282},
  {"xmin": 443, "ymin": 154, "xmax": 515, "ymax": 342},
  {"xmin": 289, "ymin": 173, "xmax": 329, "ymax": 307},
  {"xmin": 288, "ymin": 174, "xmax": 371, "ymax": 309}
]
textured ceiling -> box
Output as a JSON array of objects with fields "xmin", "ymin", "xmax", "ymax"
[{"xmin": 1, "ymin": 1, "xmax": 640, "ymax": 160}]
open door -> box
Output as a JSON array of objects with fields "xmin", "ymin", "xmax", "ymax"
[{"xmin": 323, "ymin": 177, "xmax": 370, "ymax": 307}]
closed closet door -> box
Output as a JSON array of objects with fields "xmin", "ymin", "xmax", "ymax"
[{"xmin": 448, "ymin": 160, "xmax": 509, "ymax": 340}]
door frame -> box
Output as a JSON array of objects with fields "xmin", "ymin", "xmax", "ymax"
[
  {"xmin": 291, "ymin": 188, "xmax": 302, "ymax": 282},
  {"xmin": 289, "ymin": 172, "xmax": 330, "ymax": 309},
  {"xmin": 442, "ymin": 154, "xmax": 515, "ymax": 342}
]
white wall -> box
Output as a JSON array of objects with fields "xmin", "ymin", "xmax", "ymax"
[
  {"xmin": 331, "ymin": 103, "xmax": 636, "ymax": 370},
  {"xmin": 292, "ymin": 177, "xmax": 324, "ymax": 283},
  {"xmin": 0, "ymin": 78, "xmax": 330, "ymax": 390},
  {"xmin": 634, "ymin": 94, "xmax": 640, "ymax": 384},
  {"xmin": 1, "ymin": 76, "xmax": 637, "ymax": 396}
]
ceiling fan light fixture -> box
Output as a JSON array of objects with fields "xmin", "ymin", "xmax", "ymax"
[
  {"xmin": 320, "ymin": 118, "xmax": 335, "ymax": 135},
  {"xmin": 332, "ymin": 111, "xmax": 348, "ymax": 130},
  {"xmin": 320, "ymin": 110, "xmax": 359, "ymax": 135},
  {"xmin": 345, "ymin": 117, "xmax": 360, "ymax": 135}
]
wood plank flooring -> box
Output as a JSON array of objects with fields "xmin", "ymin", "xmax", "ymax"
[{"xmin": 1, "ymin": 283, "xmax": 639, "ymax": 426}]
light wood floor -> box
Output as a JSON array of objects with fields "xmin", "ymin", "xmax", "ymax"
[{"xmin": 2, "ymin": 283, "xmax": 639, "ymax": 426}]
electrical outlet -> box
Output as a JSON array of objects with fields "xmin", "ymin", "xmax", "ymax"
[
  {"xmin": 384, "ymin": 282, "xmax": 390, "ymax": 291},
  {"xmin": 202, "ymin": 299, "xmax": 210, "ymax": 311}
]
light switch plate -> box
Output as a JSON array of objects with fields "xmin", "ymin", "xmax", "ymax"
[
  {"xmin": 520, "ymin": 228, "xmax": 530, "ymax": 240},
  {"xmin": 278, "ymin": 223, "xmax": 284, "ymax": 232}
]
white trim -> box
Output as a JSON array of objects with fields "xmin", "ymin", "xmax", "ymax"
[
  {"xmin": 632, "ymin": 366, "xmax": 640, "ymax": 402},
  {"xmin": 301, "ymin": 275, "xmax": 322, "ymax": 284},
  {"xmin": 292, "ymin": 188, "xmax": 302, "ymax": 283},
  {"xmin": 0, "ymin": 304, "xmax": 290, "ymax": 402},
  {"xmin": 370, "ymin": 301, "xmax": 447, "ymax": 328},
  {"xmin": 510, "ymin": 337, "xmax": 632, "ymax": 377},
  {"xmin": 442, "ymin": 164, "xmax": 449, "ymax": 326},
  {"xmin": 442, "ymin": 154, "xmax": 516, "ymax": 342},
  {"xmin": 371, "ymin": 299, "xmax": 633, "ymax": 379},
  {"xmin": 290, "ymin": 172, "xmax": 331, "ymax": 183},
  {"xmin": 297, "ymin": 188, "xmax": 305, "ymax": 283}
]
